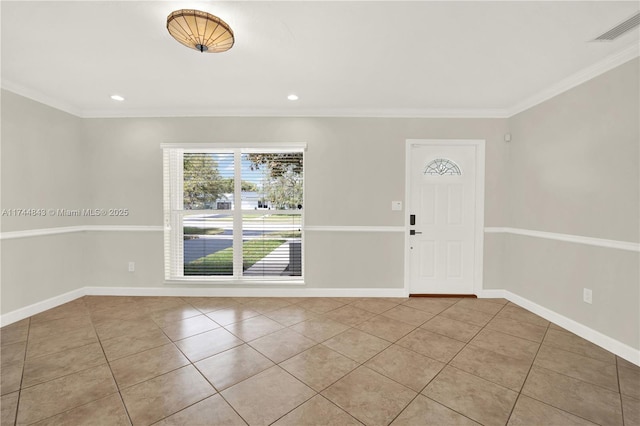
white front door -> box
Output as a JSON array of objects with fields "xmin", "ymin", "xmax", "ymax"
[{"xmin": 407, "ymin": 141, "xmax": 483, "ymax": 294}]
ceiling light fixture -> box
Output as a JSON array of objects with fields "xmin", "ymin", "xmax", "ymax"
[
  {"xmin": 166, "ymin": 9, "xmax": 234, "ymax": 53},
  {"xmin": 110, "ymin": 95, "xmax": 125, "ymax": 101},
  {"xmin": 287, "ymin": 94, "xmax": 299, "ymax": 101}
]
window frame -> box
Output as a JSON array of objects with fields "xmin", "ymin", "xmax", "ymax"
[{"xmin": 162, "ymin": 143, "xmax": 306, "ymax": 284}]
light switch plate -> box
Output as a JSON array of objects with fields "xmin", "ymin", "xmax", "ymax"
[{"xmin": 391, "ymin": 201, "xmax": 402, "ymax": 211}]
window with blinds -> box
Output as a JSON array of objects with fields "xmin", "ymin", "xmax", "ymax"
[{"xmin": 162, "ymin": 144, "xmax": 305, "ymax": 282}]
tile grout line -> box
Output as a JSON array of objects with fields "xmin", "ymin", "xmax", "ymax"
[
  {"xmin": 15, "ymin": 300, "xmax": 131, "ymax": 425},
  {"xmin": 383, "ymin": 298, "xmax": 506, "ymax": 425},
  {"xmin": 175, "ymin": 300, "xmax": 251, "ymax": 425},
  {"xmin": 218, "ymin": 297, "xmax": 356, "ymax": 425},
  {"xmin": 221, "ymin": 300, "xmax": 404, "ymax": 425},
  {"xmin": 88, "ymin": 296, "xmax": 136, "ymax": 426},
  {"xmin": 503, "ymin": 318, "xmax": 551, "ymax": 424},
  {"xmin": 149, "ymin": 299, "xmax": 249, "ymax": 426},
  {"xmin": 426, "ymin": 298, "xmax": 513, "ymax": 424},
  {"xmin": 617, "ymin": 357, "xmax": 627, "ymax": 426},
  {"xmin": 505, "ymin": 319, "xmax": 614, "ymax": 425},
  {"xmin": 515, "ymin": 371, "xmax": 611, "ymax": 426},
  {"xmin": 339, "ymin": 298, "xmax": 486, "ymax": 424},
  {"xmin": 11, "ymin": 317, "xmax": 30, "ymax": 426}
]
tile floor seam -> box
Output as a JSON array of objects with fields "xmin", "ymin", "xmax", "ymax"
[
  {"xmin": 102, "ymin": 339, "xmax": 171, "ymax": 363},
  {"xmin": 367, "ymin": 380, "xmax": 417, "ymax": 426},
  {"xmin": 10, "ymin": 317, "xmax": 30, "ymax": 426},
  {"xmin": 439, "ymin": 299, "xmax": 505, "ymax": 366},
  {"xmin": 484, "ymin": 310, "xmax": 549, "ymax": 343},
  {"xmin": 277, "ymin": 343, "xmax": 357, "ymax": 393},
  {"xmin": 190, "ymin": 358, "xmax": 223, "ymax": 394},
  {"xmin": 147, "ymin": 393, "xmax": 224, "ymax": 426},
  {"xmin": 17, "ymin": 318, "xmax": 30, "ymax": 394},
  {"xmin": 451, "ymin": 298, "xmax": 501, "ymax": 316},
  {"xmin": 536, "ymin": 342, "xmax": 621, "ymax": 387},
  {"xmin": 307, "ymin": 394, "xmax": 365, "ymax": 426},
  {"xmin": 23, "ymin": 339, "xmax": 103, "ymax": 364},
  {"xmin": 221, "ymin": 319, "xmax": 283, "ymax": 343},
  {"xmin": 517, "ymin": 392, "xmax": 615, "ymax": 426},
  {"xmin": 262, "ymin": 388, "xmax": 319, "ymax": 425},
  {"xmin": 447, "ymin": 354, "xmax": 529, "ymax": 394},
  {"xmin": 214, "ymin": 391, "xmax": 251, "ymax": 426},
  {"xmin": 386, "ymin": 392, "xmax": 422, "ymax": 425},
  {"xmin": 355, "ymin": 363, "xmax": 418, "ymax": 394},
  {"xmin": 463, "ymin": 341, "xmax": 526, "ymax": 365},
  {"xmin": 532, "ymin": 360, "xmax": 625, "ymax": 396},
  {"xmin": 394, "ymin": 393, "xmax": 480, "ymax": 426},
  {"xmin": 380, "ymin": 313, "xmax": 432, "ymax": 329},
  {"xmin": 430, "ymin": 300, "xmax": 526, "ymax": 425},
  {"xmin": 383, "ymin": 338, "xmax": 447, "ymax": 366},
  {"xmin": 89, "ymin": 299, "xmax": 136, "ymax": 426},
  {"xmin": 542, "ymin": 339, "xmax": 618, "ymax": 365},
  {"xmin": 377, "ymin": 360, "xmax": 448, "ymax": 423},
  {"xmin": 618, "ymin": 387, "xmax": 627, "ymax": 426},
  {"xmin": 19, "ymin": 341, "xmax": 116, "ymax": 391},
  {"xmin": 343, "ymin": 314, "xmax": 486, "ymax": 422},
  {"xmin": 18, "ymin": 390, "xmax": 121, "ymax": 426},
  {"xmin": 348, "ymin": 320, "xmax": 413, "ymax": 345},
  {"xmin": 245, "ymin": 338, "xmax": 309, "ymax": 365},
  {"xmin": 503, "ymin": 319, "xmax": 551, "ymax": 424},
  {"xmin": 20, "ymin": 360, "xmax": 111, "ymax": 391},
  {"xmin": 515, "ymin": 329, "xmax": 625, "ymax": 424},
  {"xmin": 422, "ymin": 316, "xmax": 485, "ymax": 344},
  {"xmin": 109, "ymin": 359, "xmax": 189, "ymax": 392}
]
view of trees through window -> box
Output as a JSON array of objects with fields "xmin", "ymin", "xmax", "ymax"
[{"xmin": 180, "ymin": 151, "xmax": 303, "ymax": 278}]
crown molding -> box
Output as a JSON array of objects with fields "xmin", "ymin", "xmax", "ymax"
[
  {"xmin": 79, "ymin": 107, "xmax": 510, "ymax": 119},
  {"xmin": 1, "ymin": 80, "xmax": 82, "ymax": 117},
  {"xmin": 507, "ymin": 43, "xmax": 639, "ymax": 117}
]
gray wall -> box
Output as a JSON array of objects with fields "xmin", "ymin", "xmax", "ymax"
[
  {"xmin": 1, "ymin": 93, "xmax": 509, "ymax": 312},
  {"xmin": 505, "ymin": 58, "xmax": 640, "ymax": 349},
  {"xmin": 1, "ymin": 91, "xmax": 87, "ymax": 312},
  {"xmin": 80, "ymin": 116, "xmax": 509, "ymax": 290}
]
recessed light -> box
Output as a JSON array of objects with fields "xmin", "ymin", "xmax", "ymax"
[
  {"xmin": 287, "ymin": 94, "xmax": 299, "ymax": 101},
  {"xmin": 110, "ymin": 95, "xmax": 125, "ymax": 101}
]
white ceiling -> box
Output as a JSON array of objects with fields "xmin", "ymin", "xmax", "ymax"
[{"xmin": 1, "ymin": 1, "xmax": 638, "ymax": 118}]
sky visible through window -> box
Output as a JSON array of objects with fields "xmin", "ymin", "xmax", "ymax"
[{"xmin": 212, "ymin": 154, "xmax": 266, "ymax": 188}]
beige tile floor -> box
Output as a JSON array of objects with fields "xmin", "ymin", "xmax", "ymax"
[{"xmin": 1, "ymin": 296, "xmax": 638, "ymax": 425}]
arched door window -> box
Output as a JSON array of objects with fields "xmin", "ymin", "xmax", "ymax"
[{"xmin": 424, "ymin": 158, "xmax": 461, "ymax": 176}]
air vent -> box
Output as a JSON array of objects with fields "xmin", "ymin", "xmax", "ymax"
[{"xmin": 592, "ymin": 12, "xmax": 640, "ymax": 41}]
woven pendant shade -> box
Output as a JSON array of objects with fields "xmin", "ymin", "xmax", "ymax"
[{"xmin": 167, "ymin": 9, "xmax": 234, "ymax": 53}]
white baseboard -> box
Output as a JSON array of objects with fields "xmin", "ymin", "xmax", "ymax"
[
  {"xmin": 504, "ymin": 291, "xmax": 640, "ymax": 366},
  {"xmin": 0, "ymin": 287, "xmax": 85, "ymax": 327},
  {"xmin": 2, "ymin": 285, "xmax": 638, "ymax": 366},
  {"xmin": 476, "ymin": 289, "xmax": 507, "ymax": 299},
  {"xmin": 83, "ymin": 286, "xmax": 408, "ymax": 298}
]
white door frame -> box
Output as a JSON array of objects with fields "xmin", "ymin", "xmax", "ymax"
[{"xmin": 404, "ymin": 139, "xmax": 486, "ymax": 295}]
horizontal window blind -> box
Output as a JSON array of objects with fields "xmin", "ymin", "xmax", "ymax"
[{"xmin": 163, "ymin": 145, "xmax": 304, "ymax": 281}]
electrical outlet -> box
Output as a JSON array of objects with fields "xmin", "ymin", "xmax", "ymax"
[
  {"xmin": 128, "ymin": 262, "xmax": 135, "ymax": 273},
  {"xmin": 391, "ymin": 201, "xmax": 402, "ymax": 211},
  {"xmin": 583, "ymin": 288, "xmax": 592, "ymax": 304}
]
